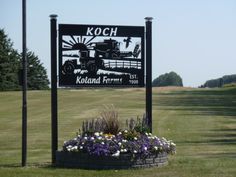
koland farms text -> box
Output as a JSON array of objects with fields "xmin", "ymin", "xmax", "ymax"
[{"xmin": 76, "ymin": 75, "xmax": 123, "ymax": 85}]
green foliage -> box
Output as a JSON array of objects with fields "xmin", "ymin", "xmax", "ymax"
[
  {"xmin": 152, "ymin": 71, "xmax": 183, "ymax": 87},
  {"xmin": 201, "ymin": 74, "xmax": 236, "ymax": 88},
  {"xmin": 0, "ymin": 29, "xmax": 49, "ymax": 90},
  {"xmin": 126, "ymin": 115, "xmax": 150, "ymax": 133},
  {"xmin": 122, "ymin": 130, "xmax": 140, "ymax": 140},
  {"xmin": 21, "ymin": 51, "xmax": 49, "ymax": 90},
  {"xmin": 0, "ymin": 29, "xmax": 20, "ymax": 91}
]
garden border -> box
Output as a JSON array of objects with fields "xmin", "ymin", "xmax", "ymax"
[{"xmin": 56, "ymin": 151, "xmax": 168, "ymax": 169}]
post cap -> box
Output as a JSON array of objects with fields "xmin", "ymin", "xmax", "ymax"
[
  {"xmin": 49, "ymin": 14, "xmax": 58, "ymax": 19},
  {"xmin": 145, "ymin": 17, "xmax": 153, "ymax": 21}
]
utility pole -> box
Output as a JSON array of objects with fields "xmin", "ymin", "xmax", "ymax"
[{"xmin": 22, "ymin": 0, "xmax": 27, "ymax": 167}]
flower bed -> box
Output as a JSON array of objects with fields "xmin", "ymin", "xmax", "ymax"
[
  {"xmin": 56, "ymin": 131, "xmax": 176, "ymax": 169},
  {"xmin": 56, "ymin": 107, "xmax": 176, "ymax": 169}
]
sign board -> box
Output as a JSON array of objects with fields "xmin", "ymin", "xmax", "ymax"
[{"xmin": 59, "ymin": 24, "xmax": 144, "ymax": 87}]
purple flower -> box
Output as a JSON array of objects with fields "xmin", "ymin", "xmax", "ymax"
[{"xmin": 62, "ymin": 131, "xmax": 176, "ymax": 156}]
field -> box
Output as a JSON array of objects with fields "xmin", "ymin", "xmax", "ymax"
[{"xmin": 0, "ymin": 87, "xmax": 236, "ymax": 177}]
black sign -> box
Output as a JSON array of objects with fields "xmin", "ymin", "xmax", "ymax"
[{"xmin": 59, "ymin": 24, "xmax": 144, "ymax": 87}]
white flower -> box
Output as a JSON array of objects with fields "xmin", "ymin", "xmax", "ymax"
[
  {"xmin": 79, "ymin": 146, "xmax": 83, "ymax": 149},
  {"xmin": 144, "ymin": 147, "xmax": 147, "ymax": 151},
  {"xmin": 118, "ymin": 132, "xmax": 122, "ymax": 135},
  {"xmin": 171, "ymin": 142, "xmax": 176, "ymax": 146},
  {"xmin": 120, "ymin": 149, "xmax": 124, "ymax": 152},
  {"xmin": 148, "ymin": 133, "xmax": 152, "ymax": 136},
  {"xmin": 134, "ymin": 137, "xmax": 137, "ymax": 140},
  {"xmin": 145, "ymin": 132, "xmax": 148, "ymax": 136},
  {"xmin": 98, "ymin": 136, "xmax": 102, "ymax": 140},
  {"xmin": 112, "ymin": 150, "xmax": 120, "ymax": 157},
  {"xmin": 161, "ymin": 137, "xmax": 167, "ymax": 141},
  {"xmin": 94, "ymin": 132, "xmax": 100, "ymax": 136},
  {"xmin": 101, "ymin": 142, "xmax": 105, "ymax": 145},
  {"xmin": 67, "ymin": 145, "xmax": 72, "ymax": 151},
  {"xmin": 124, "ymin": 130, "xmax": 128, "ymax": 133},
  {"xmin": 84, "ymin": 137, "xmax": 88, "ymax": 140},
  {"xmin": 154, "ymin": 146, "xmax": 158, "ymax": 150},
  {"xmin": 133, "ymin": 150, "xmax": 137, "ymax": 153},
  {"xmin": 73, "ymin": 138, "xmax": 77, "ymax": 140},
  {"xmin": 118, "ymin": 142, "xmax": 122, "ymax": 146},
  {"xmin": 90, "ymin": 137, "xmax": 95, "ymax": 141},
  {"xmin": 123, "ymin": 149, "xmax": 127, "ymax": 152},
  {"xmin": 99, "ymin": 132, "xmax": 103, "ymax": 135},
  {"xmin": 122, "ymin": 139, "xmax": 127, "ymax": 143}
]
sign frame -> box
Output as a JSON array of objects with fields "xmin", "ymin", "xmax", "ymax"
[{"xmin": 50, "ymin": 16, "xmax": 153, "ymax": 165}]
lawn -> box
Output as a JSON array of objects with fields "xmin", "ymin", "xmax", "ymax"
[{"xmin": 0, "ymin": 87, "xmax": 236, "ymax": 177}]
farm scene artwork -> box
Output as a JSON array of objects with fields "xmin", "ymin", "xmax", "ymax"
[{"xmin": 59, "ymin": 25, "xmax": 144, "ymax": 87}]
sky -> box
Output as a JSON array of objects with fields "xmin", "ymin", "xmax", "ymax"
[{"xmin": 0, "ymin": 0, "xmax": 235, "ymax": 87}]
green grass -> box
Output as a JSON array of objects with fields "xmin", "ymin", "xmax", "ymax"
[{"xmin": 0, "ymin": 87, "xmax": 236, "ymax": 177}]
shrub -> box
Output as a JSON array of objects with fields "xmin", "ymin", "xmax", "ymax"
[
  {"xmin": 81, "ymin": 105, "xmax": 121, "ymax": 135},
  {"xmin": 100, "ymin": 105, "xmax": 121, "ymax": 135},
  {"xmin": 126, "ymin": 114, "xmax": 150, "ymax": 133}
]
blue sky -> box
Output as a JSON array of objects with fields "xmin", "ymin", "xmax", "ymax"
[{"xmin": 1, "ymin": 0, "xmax": 236, "ymax": 87}]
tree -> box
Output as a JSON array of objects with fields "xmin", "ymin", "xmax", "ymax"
[
  {"xmin": 0, "ymin": 29, "xmax": 20, "ymax": 91},
  {"xmin": 152, "ymin": 71, "xmax": 183, "ymax": 87},
  {"xmin": 20, "ymin": 51, "xmax": 50, "ymax": 90},
  {"xmin": 0, "ymin": 28, "xmax": 49, "ymax": 90}
]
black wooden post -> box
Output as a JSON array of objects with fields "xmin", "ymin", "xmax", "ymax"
[
  {"xmin": 22, "ymin": 0, "xmax": 27, "ymax": 167},
  {"xmin": 145, "ymin": 17, "xmax": 153, "ymax": 133},
  {"xmin": 50, "ymin": 14, "xmax": 58, "ymax": 164}
]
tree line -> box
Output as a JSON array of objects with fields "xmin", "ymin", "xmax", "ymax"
[
  {"xmin": 0, "ymin": 29, "xmax": 49, "ymax": 91},
  {"xmin": 200, "ymin": 74, "xmax": 236, "ymax": 88}
]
